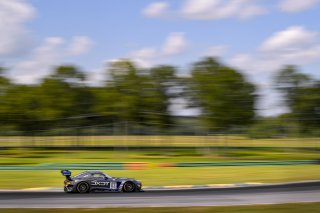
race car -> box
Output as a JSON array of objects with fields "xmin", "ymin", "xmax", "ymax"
[{"xmin": 61, "ymin": 170, "xmax": 142, "ymax": 193}]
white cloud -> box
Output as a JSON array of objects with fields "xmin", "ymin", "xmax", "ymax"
[
  {"xmin": 130, "ymin": 48, "xmax": 158, "ymax": 67},
  {"xmin": 259, "ymin": 26, "xmax": 317, "ymax": 53},
  {"xmin": 85, "ymin": 68, "xmax": 106, "ymax": 87},
  {"xmin": 278, "ymin": 0, "xmax": 319, "ymax": 13},
  {"xmin": 231, "ymin": 26, "xmax": 320, "ymax": 74},
  {"xmin": 143, "ymin": 0, "xmax": 320, "ymax": 20},
  {"xmin": 181, "ymin": 0, "xmax": 267, "ymax": 20},
  {"xmin": 204, "ymin": 45, "xmax": 227, "ymax": 57},
  {"xmin": 131, "ymin": 48, "xmax": 158, "ymax": 59},
  {"xmin": 0, "ymin": 0, "xmax": 35, "ymax": 57},
  {"xmin": 128, "ymin": 32, "xmax": 187, "ymax": 68},
  {"xmin": 11, "ymin": 37, "xmax": 65, "ymax": 84},
  {"xmin": 10, "ymin": 36, "xmax": 93, "ymax": 84},
  {"xmin": 229, "ymin": 26, "xmax": 320, "ymax": 116},
  {"xmin": 142, "ymin": 0, "xmax": 267, "ymax": 20},
  {"xmin": 67, "ymin": 36, "xmax": 93, "ymax": 56},
  {"xmin": 0, "ymin": 1, "xmax": 94, "ymax": 84},
  {"xmin": 143, "ymin": 2, "xmax": 169, "ymax": 17},
  {"xmin": 162, "ymin": 32, "xmax": 187, "ymax": 56}
]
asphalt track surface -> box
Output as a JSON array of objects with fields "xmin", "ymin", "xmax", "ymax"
[{"xmin": 1, "ymin": 182, "xmax": 320, "ymax": 208}]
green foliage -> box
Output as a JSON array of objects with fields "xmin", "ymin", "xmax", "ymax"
[
  {"xmin": 274, "ymin": 65, "xmax": 320, "ymax": 134},
  {"xmin": 0, "ymin": 61, "xmax": 319, "ymax": 136},
  {"xmin": 293, "ymin": 81, "xmax": 320, "ymax": 133},
  {"xmin": 0, "ymin": 65, "xmax": 95, "ymax": 133},
  {"xmin": 248, "ymin": 115, "xmax": 299, "ymax": 138},
  {"xmin": 0, "ymin": 67, "xmax": 12, "ymax": 127},
  {"xmin": 1, "ymin": 85, "xmax": 42, "ymax": 132},
  {"xmin": 38, "ymin": 66, "xmax": 94, "ymax": 128},
  {"xmin": 274, "ymin": 65, "xmax": 311, "ymax": 108},
  {"xmin": 94, "ymin": 60, "xmax": 176, "ymax": 130},
  {"xmin": 190, "ymin": 57, "xmax": 255, "ymax": 131}
]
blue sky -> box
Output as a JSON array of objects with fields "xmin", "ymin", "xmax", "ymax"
[{"xmin": 1, "ymin": 0, "xmax": 320, "ymax": 116}]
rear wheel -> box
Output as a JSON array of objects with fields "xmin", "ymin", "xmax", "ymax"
[
  {"xmin": 77, "ymin": 182, "xmax": 89, "ymax": 193},
  {"xmin": 122, "ymin": 182, "xmax": 135, "ymax": 192}
]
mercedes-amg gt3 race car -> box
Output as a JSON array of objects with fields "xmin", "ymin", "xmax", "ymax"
[{"xmin": 61, "ymin": 170, "xmax": 142, "ymax": 193}]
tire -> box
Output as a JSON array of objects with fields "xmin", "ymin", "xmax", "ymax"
[
  {"xmin": 76, "ymin": 182, "xmax": 89, "ymax": 193},
  {"xmin": 122, "ymin": 182, "xmax": 135, "ymax": 192},
  {"xmin": 64, "ymin": 186, "xmax": 75, "ymax": 193},
  {"xmin": 64, "ymin": 187, "xmax": 70, "ymax": 193}
]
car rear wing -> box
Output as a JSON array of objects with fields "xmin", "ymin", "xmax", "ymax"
[{"xmin": 61, "ymin": 170, "xmax": 72, "ymax": 180}]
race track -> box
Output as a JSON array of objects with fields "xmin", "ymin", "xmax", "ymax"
[{"xmin": 1, "ymin": 182, "xmax": 320, "ymax": 208}]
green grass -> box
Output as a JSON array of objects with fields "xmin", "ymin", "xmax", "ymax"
[
  {"xmin": 0, "ymin": 165, "xmax": 319, "ymax": 189},
  {"xmin": 2, "ymin": 203, "xmax": 320, "ymax": 213},
  {"xmin": 0, "ymin": 148, "xmax": 319, "ymax": 166}
]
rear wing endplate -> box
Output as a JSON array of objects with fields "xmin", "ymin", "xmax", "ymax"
[{"xmin": 61, "ymin": 170, "xmax": 72, "ymax": 179}]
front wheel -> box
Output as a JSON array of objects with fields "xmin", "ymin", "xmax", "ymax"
[
  {"xmin": 77, "ymin": 182, "xmax": 89, "ymax": 193},
  {"xmin": 122, "ymin": 182, "xmax": 135, "ymax": 192}
]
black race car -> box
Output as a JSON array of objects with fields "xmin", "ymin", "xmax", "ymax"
[{"xmin": 61, "ymin": 170, "xmax": 142, "ymax": 193}]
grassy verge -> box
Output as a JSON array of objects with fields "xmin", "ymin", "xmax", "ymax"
[
  {"xmin": 2, "ymin": 203, "xmax": 320, "ymax": 213},
  {"xmin": 0, "ymin": 148, "xmax": 319, "ymax": 165},
  {"xmin": 0, "ymin": 165, "xmax": 319, "ymax": 189}
]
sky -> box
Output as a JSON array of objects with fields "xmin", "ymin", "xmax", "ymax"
[{"xmin": 0, "ymin": 0, "xmax": 320, "ymax": 116}]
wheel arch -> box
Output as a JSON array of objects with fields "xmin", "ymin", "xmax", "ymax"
[
  {"xmin": 122, "ymin": 181, "xmax": 136, "ymax": 192},
  {"xmin": 76, "ymin": 181, "xmax": 90, "ymax": 193}
]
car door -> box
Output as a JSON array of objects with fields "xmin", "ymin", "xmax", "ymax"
[{"xmin": 90, "ymin": 173, "xmax": 110, "ymax": 189}]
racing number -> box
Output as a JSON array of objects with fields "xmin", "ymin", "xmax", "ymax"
[{"xmin": 110, "ymin": 182, "xmax": 117, "ymax": 189}]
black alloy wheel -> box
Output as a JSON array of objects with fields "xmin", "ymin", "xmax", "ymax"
[
  {"xmin": 77, "ymin": 182, "xmax": 89, "ymax": 193},
  {"xmin": 123, "ymin": 182, "xmax": 135, "ymax": 192}
]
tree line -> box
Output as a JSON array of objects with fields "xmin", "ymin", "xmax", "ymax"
[{"xmin": 0, "ymin": 57, "xmax": 319, "ymax": 136}]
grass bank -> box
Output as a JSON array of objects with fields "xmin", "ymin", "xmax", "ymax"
[
  {"xmin": 2, "ymin": 202, "xmax": 320, "ymax": 213},
  {"xmin": 0, "ymin": 148, "xmax": 319, "ymax": 166}
]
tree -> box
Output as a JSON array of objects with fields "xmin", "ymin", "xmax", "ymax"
[
  {"xmin": 292, "ymin": 81, "xmax": 320, "ymax": 133},
  {"xmin": 1, "ymin": 85, "xmax": 42, "ymax": 133},
  {"xmin": 149, "ymin": 65, "xmax": 178, "ymax": 128},
  {"xmin": 274, "ymin": 65, "xmax": 310, "ymax": 110},
  {"xmin": 274, "ymin": 65, "xmax": 319, "ymax": 134},
  {"xmin": 0, "ymin": 67, "xmax": 13, "ymax": 129},
  {"xmin": 0, "ymin": 67, "xmax": 11, "ymax": 94},
  {"xmin": 248, "ymin": 115, "xmax": 299, "ymax": 138},
  {"xmin": 52, "ymin": 65, "xmax": 86, "ymax": 86},
  {"xmin": 37, "ymin": 65, "xmax": 93, "ymax": 129},
  {"xmin": 94, "ymin": 60, "xmax": 175, "ymax": 131},
  {"xmin": 189, "ymin": 57, "xmax": 255, "ymax": 132}
]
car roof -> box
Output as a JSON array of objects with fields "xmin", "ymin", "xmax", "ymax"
[{"xmin": 86, "ymin": 170, "xmax": 104, "ymax": 174}]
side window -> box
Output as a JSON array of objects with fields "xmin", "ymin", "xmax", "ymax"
[
  {"xmin": 74, "ymin": 172, "xmax": 91, "ymax": 179},
  {"xmin": 92, "ymin": 173, "xmax": 105, "ymax": 179}
]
